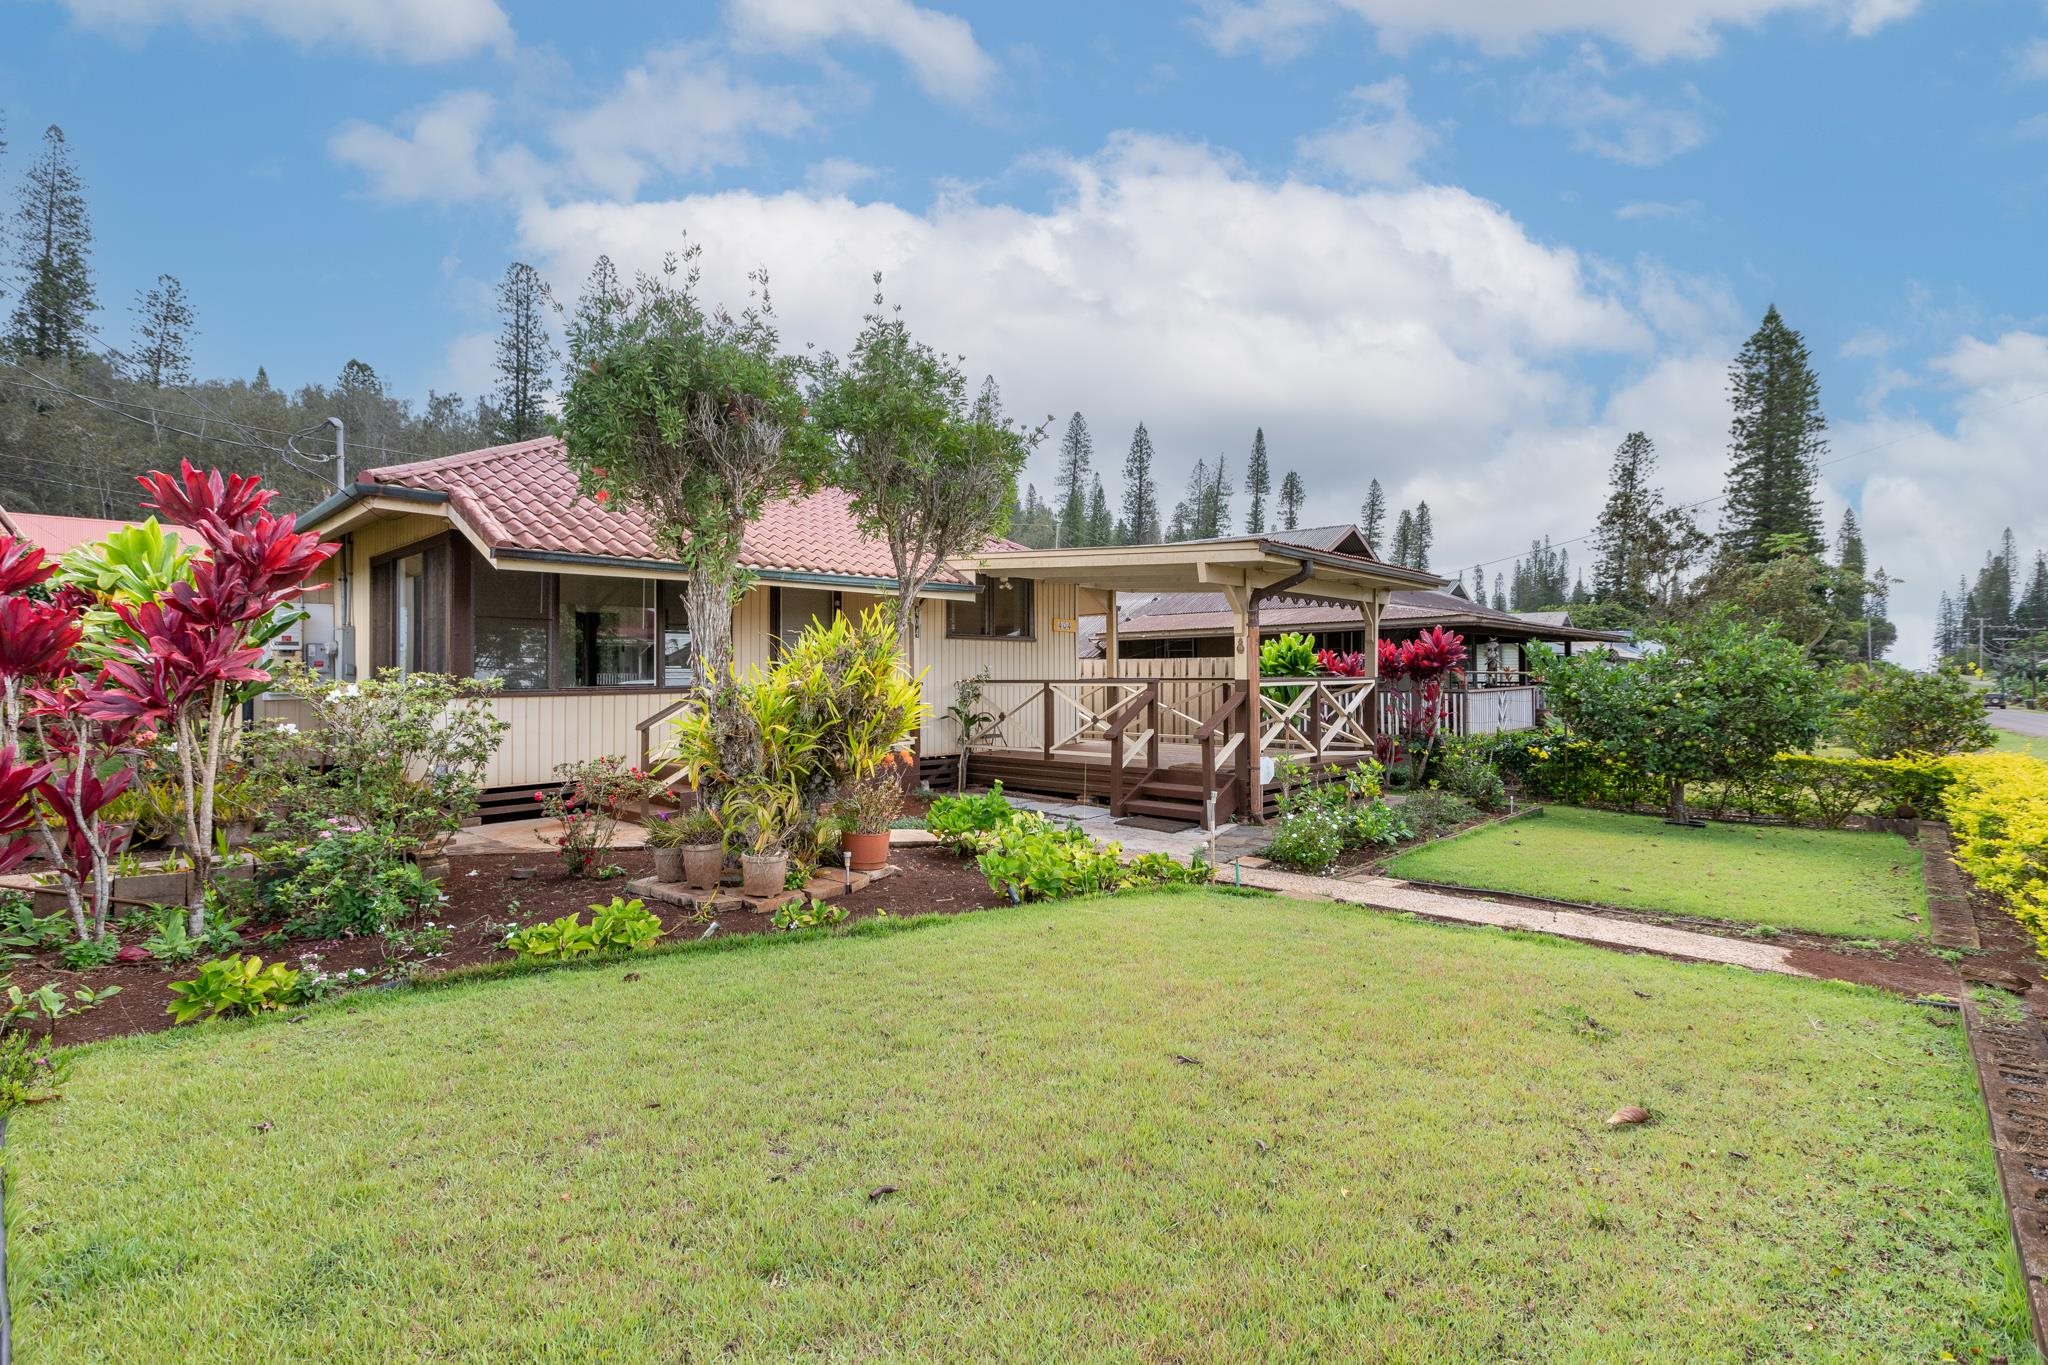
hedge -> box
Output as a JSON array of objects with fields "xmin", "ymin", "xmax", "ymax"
[{"xmin": 1940, "ymin": 753, "xmax": 2048, "ymax": 954}]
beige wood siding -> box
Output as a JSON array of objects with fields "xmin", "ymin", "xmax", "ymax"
[{"xmin": 917, "ymin": 579, "xmax": 1082, "ymax": 755}]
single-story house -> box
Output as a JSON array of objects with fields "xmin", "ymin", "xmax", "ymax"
[
  {"xmin": 285, "ymin": 438, "xmax": 1443, "ymax": 825},
  {"xmin": 0, "ymin": 504, "xmax": 191, "ymax": 557}
]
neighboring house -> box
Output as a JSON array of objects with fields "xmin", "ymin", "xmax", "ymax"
[
  {"xmin": 1087, "ymin": 526, "xmax": 1628, "ymax": 738},
  {"xmin": 289, "ymin": 439, "xmax": 1439, "ymax": 825},
  {"xmin": 0, "ymin": 504, "xmax": 191, "ymax": 558}
]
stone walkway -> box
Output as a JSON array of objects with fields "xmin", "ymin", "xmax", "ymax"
[
  {"xmin": 1006, "ymin": 797, "xmax": 1267, "ymax": 862},
  {"xmin": 1227, "ymin": 863, "xmax": 1881, "ymax": 983}
]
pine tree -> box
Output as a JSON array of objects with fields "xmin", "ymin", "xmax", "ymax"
[
  {"xmin": 1244, "ymin": 428, "xmax": 1270, "ymax": 533},
  {"xmin": 565, "ymin": 255, "xmax": 628, "ymax": 365},
  {"xmin": 1085, "ymin": 475, "xmax": 1113, "ymax": 547},
  {"xmin": 1278, "ymin": 470, "xmax": 1304, "ymax": 531},
  {"xmin": 1935, "ymin": 589, "xmax": 1958, "ymax": 661},
  {"xmin": 493, "ymin": 262, "xmax": 559, "ymax": 442},
  {"xmin": 1411, "ymin": 501, "xmax": 1433, "ymax": 571},
  {"xmin": 1833, "ymin": 507, "xmax": 1867, "ymax": 618},
  {"xmin": 1012, "ymin": 482, "xmax": 1057, "ymax": 548},
  {"xmin": 1390, "ymin": 509, "xmax": 1416, "ymax": 567},
  {"xmin": 1722, "ymin": 305, "xmax": 1827, "ymax": 561},
  {"xmin": 1470, "ymin": 565, "xmax": 1484, "ymax": 600},
  {"xmin": 1592, "ymin": 431, "xmax": 1662, "ymax": 604},
  {"xmin": 1121, "ymin": 423, "xmax": 1161, "ymax": 544},
  {"xmin": 129, "ymin": 273, "xmax": 194, "ymax": 388},
  {"xmin": 1491, "ymin": 574, "xmax": 1507, "ymax": 612},
  {"xmin": 2020, "ymin": 553, "xmax": 2048, "ymax": 634},
  {"xmin": 1169, "ymin": 459, "xmax": 1210, "ymax": 542},
  {"xmin": 1203, "ymin": 456, "xmax": 1232, "ymax": 538},
  {"xmin": 1055, "ymin": 412, "xmax": 1093, "ymax": 547},
  {"xmin": 1360, "ymin": 478, "xmax": 1386, "ymax": 551},
  {"xmin": 8, "ymin": 125, "xmax": 97, "ymax": 361}
]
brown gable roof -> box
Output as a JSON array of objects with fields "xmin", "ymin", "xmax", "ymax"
[{"xmin": 358, "ymin": 437, "xmax": 1006, "ymax": 586}]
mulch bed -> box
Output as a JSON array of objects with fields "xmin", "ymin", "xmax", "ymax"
[{"xmin": 21, "ymin": 842, "xmax": 1004, "ymax": 1049}]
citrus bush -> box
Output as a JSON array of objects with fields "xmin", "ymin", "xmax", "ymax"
[{"xmin": 1941, "ymin": 754, "xmax": 2048, "ymax": 953}]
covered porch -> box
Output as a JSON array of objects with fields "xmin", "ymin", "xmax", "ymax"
[{"xmin": 955, "ymin": 537, "xmax": 1442, "ymax": 827}]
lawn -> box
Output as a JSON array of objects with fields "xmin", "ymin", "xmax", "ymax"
[
  {"xmin": 1388, "ymin": 805, "xmax": 1929, "ymax": 941},
  {"xmin": 7, "ymin": 892, "xmax": 2025, "ymax": 1359},
  {"xmin": 1990, "ymin": 726, "xmax": 2048, "ymax": 763}
]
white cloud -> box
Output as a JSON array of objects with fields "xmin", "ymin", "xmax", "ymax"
[
  {"xmin": 2020, "ymin": 38, "xmax": 2048, "ymax": 81},
  {"xmin": 1615, "ymin": 199, "xmax": 1703, "ymax": 223},
  {"xmin": 727, "ymin": 0, "xmax": 997, "ymax": 103},
  {"xmin": 330, "ymin": 92, "xmax": 539, "ymax": 203},
  {"xmin": 1195, "ymin": 0, "xmax": 1921, "ymax": 62},
  {"xmin": 551, "ymin": 45, "xmax": 815, "ymax": 198},
  {"xmin": 1519, "ymin": 49, "xmax": 1713, "ymax": 166},
  {"xmin": 804, "ymin": 157, "xmax": 881, "ymax": 196},
  {"xmin": 56, "ymin": 0, "xmax": 512, "ymax": 62},
  {"xmin": 1294, "ymin": 78, "xmax": 1441, "ymax": 185}
]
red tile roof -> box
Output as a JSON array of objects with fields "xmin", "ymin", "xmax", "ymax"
[
  {"xmin": 0, "ymin": 508, "xmax": 192, "ymax": 558},
  {"xmin": 360, "ymin": 437, "xmax": 1007, "ymax": 586}
]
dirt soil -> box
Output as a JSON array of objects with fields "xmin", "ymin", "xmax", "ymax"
[{"xmin": 23, "ymin": 842, "xmax": 1004, "ymax": 1049}]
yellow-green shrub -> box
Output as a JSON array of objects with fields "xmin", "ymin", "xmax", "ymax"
[{"xmin": 1941, "ymin": 754, "xmax": 2048, "ymax": 954}]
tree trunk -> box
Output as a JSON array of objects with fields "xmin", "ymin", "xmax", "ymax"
[{"xmin": 1666, "ymin": 777, "xmax": 1688, "ymax": 824}]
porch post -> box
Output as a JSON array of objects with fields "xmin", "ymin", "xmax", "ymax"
[
  {"xmin": 1103, "ymin": 589, "xmax": 1119, "ymax": 678},
  {"xmin": 1228, "ymin": 585, "xmax": 1263, "ymax": 824}
]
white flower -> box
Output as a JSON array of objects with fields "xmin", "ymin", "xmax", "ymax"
[{"xmin": 277, "ymin": 721, "xmax": 299, "ymax": 736}]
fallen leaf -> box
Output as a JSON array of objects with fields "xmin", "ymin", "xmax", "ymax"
[
  {"xmin": 867, "ymin": 1185, "xmax": 898, "ymax": 1202},
  {"xmin": 623, "ymin": 972, "xmax": 642, "ymax": 982},
  {"xmin": 1173, "ymin": 1054, "xmax": 1201, "ymax": 1067},
  {"xmin": 254, "ymin": 1120, "xmax": 273, "ymax": 1134},
  {"xmin": 1606, "ymin": 1105, "xmax": 1651, "ymax": 1127}
]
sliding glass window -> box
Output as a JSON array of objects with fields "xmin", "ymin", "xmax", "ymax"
[
  {"xmin": 559, "ymin": 575, "xmax": 657, "ymax": 687},
  {"xmin": 472, "ymin": 569, "xmax": 550, "ymax": 690}
]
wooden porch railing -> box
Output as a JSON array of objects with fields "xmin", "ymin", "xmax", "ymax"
[
  {"xmin": 1257, "ymin": 677, "xmax": 1379, "ymax": 758},
  {"xmin": 1195, "ymin": 684, "xmax": 1248, "ymax": 826},
  {"xmin": 1103, "ymin": 680, "xmax": 1162, "ymax": 816}
]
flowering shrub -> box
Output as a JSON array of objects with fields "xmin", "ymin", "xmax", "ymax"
[
  {"xmin": 1941, "ymin": 754, "xmax": 2048, "ymax": 955},
  {"xmin": 1267, "ymin": 807, "xmax": 1346, "ymax": 872},
  {"xmin": 541, "ymin": 756, "xmax": 662, "ymax": 877}
]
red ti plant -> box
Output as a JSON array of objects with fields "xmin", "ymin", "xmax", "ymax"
[
  {"xmin": 0, "ymin": 748, "xmax": 51, "ymax": 878},
  {"xmin": 1314, "ymin": 648, "xmax": 1370, "ymax": 678},
  {"xmin": 1379, "ymin": 626, "xmax": 1469, "ymax": 784},
  {"xmin": 86, "ymin": 463, "xmax": 336, "ymax": 932},
  {"xmin": 25, "ymin": 683, "xmax": 141, "ymax": 943}
]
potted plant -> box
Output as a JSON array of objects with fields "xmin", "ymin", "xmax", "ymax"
[
  {"xmin": 834, "ymin": 773, "xmax": 903, "ymax": 873},
  {"xmin": 642, "ymin": 809, "xmax": 690, "ymax": 883},
  {"xmin": 670, "ymin": 804, "xmax": 725, "ymax": 890},
  {"xmin": 726, "ymin": 778, "xmax": 801, "ymax": 899}
]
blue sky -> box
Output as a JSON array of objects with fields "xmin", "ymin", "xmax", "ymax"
[{"xmin": 6, "ymin": 0, "xmax": 2048, "ymax": 657}]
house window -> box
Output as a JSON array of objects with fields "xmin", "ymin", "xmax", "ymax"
[
  {"xmin": 946, "ymin": 575, "xmax": 1034, "ymax": 641},
  {"xmin": 472, "ymin": 568, "xmax": 551, "ymax": 691},
  {"xmin": 559, "ymin": 574, "xmax": 656, "ymax": 687},
  {"xmin": 659, "ymin": 582, "xmax": 693, "ymax": 687},
  {"xmin": 370, "ymin": 543, "xmax": 448, "ymax": 675},
  {"xmin": 774, "ymin": 587, "xmax": 838, "ymax": 655}
]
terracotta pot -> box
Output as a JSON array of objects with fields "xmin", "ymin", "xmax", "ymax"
[
  {"xmin": 651, "ymin": 846, "xmax": 686, "ymax": 883},
  {"xmin": 682, "ymin": 844, "xmax": 723, "ymax": 891},
  {"xmin": 741, "ymin": 852, "xmax": 787, "ymax": 899},
  {"xmin": 842, "ymin": 830, "xmax": 890, "ymax": 873}
]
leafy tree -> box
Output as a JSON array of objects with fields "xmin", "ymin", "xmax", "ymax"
[
  {"xmin": 1833, "ymin": 663, "xmax": 1993, "ymax": 758},
  {"xmin": 1539, "ymin": 609, "xmax": 1828, "ymax": 821},
  {"xmin": 492, "ymin": 262, "xmax": 559, "ymax": 442},
  {"xmin": 1360, "ymin": 478, "xmax": 1386, "ymax": 552},
  {"xmin": 129, "ymin": 274, "xmax": 194, "ymax": 388},
  {"xmin": 1054, "ymin": 412, "xmax": 1092, "ymax": 547},
  {"xmin": 565, "ymin": 255, "xmax": 628, "ymax": 363},
  {"xmin": 560, "ymin": 244, "xmax": 828, "ymax": 687},
  {"xmin": 8, "ymin": 125, "xmax": 96, "ymax": 361},
  {"xmin": 1691, "ymin": 534, "xmax": 1853, "ymax": 656},
  {"xmin": 1278, "ymin": 470, "xmax": 1304, "ymax": 531},
  {"xmin": 1244, "ymin": 428, "xmax": 1270, "ymax": 533},
  {"xmin": 814, "ymin": 282, "xmax": 1038, "ymax": 679},
  {"xmin": 1722, "ymin": 305, "xmax": 1826, "ymax": 561},
  {"xmin": 1120, "ymin": 422, "xmax": 1161, "ymax": 544},
  {"xmin": 1592, "ymin": 431, "xmax": 1662, "ymax": 605}
]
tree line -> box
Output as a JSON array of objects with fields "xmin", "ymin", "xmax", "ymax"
[
  {"xmin": 1007, "ymin": 418, "xmax": 1309, "ymax": 548},
  {"xmin": 1936, "ymin": 529, "xmax": 2048, "ymax": 682}
]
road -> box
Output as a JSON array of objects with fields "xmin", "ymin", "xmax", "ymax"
[{"xmin": 1989, "ymin": 706, "xmax": 2048, "ymax": 739}]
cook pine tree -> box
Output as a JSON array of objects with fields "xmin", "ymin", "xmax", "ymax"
[
  {"xmin": 1359, "ymin": 478, "xmax": 1386, "ymax": 552},
  {"xmin": 9, "ymin": 124, "xmax": 97, "ymax": 361},
  {"xmin": 1722, "ymin": 305, "xmax": 1827, "ymax": 562},
  {"xmin": 1244, "ymin": 428, "xmax": 1271, "ymax": 533},
  {"xmin": 129, "ymin": 274, "xmax": 195, "ymax": 388},
  {"xmin": 1054, "ymin": 412, "xmax": 1093, "ymax": 547},
  {"xmin": 493, "ymin": 261, "xmax": 560, "ymax": 442},
  {"xmin": 1120, "ymin": 422, "xmax": 1161, "ymax": 544},
  {"xmin": 1591, "ymin": 431, "xmax": 1661, "ymax": 606},
  {"xmin": 1278, "ymin": 470, "xmax": 1304, "ymax": 531}
]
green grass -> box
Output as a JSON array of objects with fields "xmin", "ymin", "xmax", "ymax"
[
  {"xmin": 7, "ymin": 892, "xmax": 2027, "ymax": 1360},
  {"xmin": 1989, "ymin": 726, "xmax": 2048, "ymax": 762},
  {"xmin": 1387, "ymin": 805, "xmax": 1929, "ymax": 941}
]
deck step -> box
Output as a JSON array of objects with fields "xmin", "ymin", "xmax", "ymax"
[{"xmin": 1122, "ymin": 797, "xmax": 1210, "ymax": 824}]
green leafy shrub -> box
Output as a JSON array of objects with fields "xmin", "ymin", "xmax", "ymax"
[
  {"xmin": 927, "ymin": 782, "xmax": 1019, "ymax": 852},
  {"xmin": 166, "ymin": 954, "xmax": 302, "ymax": 1024},
  {"xmin": 1482, "ymin": 729, "xmax": 1658, "ymax": 808},
  {"xmin": 974, "ymin": 816, "xmax": 1205, "ymax": 901},
  {"xmin": 1833, "ymin": 662, "xmax": 1994, "ymax": 758},
  {"xmin": 1267, "ymin": 808, "xmax": 1346, "ymax": 872},
  {"xmin": 771, "ymin": 899, "xmax": 849, "ymax": 931},
  {"xmin": 1433, "ymin": 738, "xmax": 1509, "ymax": 812},
  {"xmin": 0, "ymin": 891, "xmax": 71, "ymax": 957},
  {"xmin": 59, "ymin": 937, "xmax": 119, "ymax": 970},
  {"xmin": 503, "ymin": 898, "xmax": 665, "ymax": 961},
  {"xmin": 1259, "ymin": 632, "xmax": 1320, "ymax": 677},
  {"xmin": 1693, "ymin": 753, "xmax": 1955, "ymax": 827},
  {"xmin": 1400, "ymin": 790, "xmax": 1482, "ymax": 840},
  {"xmin": 261, "ymin": 832, "xmax": 442, "ymax": 938}
]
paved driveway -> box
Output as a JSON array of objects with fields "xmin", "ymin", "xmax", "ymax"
[{"xmin": 1991, "ymin": 707, "xmax": 2048, "ymax": 739}]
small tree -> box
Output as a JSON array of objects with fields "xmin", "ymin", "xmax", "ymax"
[
  {"xmin": 560, "ymin": 245, "xmax": 828, "ymax": 690},
  {"xmin": 1834, "ymin": 662, "xmax": 1994, "ymax": 758},
  {"xmin": 810, "ymin": 281, "xmax": 1040, "ymax": 682},
  {"xmin": 1539, "ymin": 609, "xmax": 1827, "ymax": 822}
]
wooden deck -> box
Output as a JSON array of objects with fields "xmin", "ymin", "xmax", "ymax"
[{"xmin": 967, "ymin": 742, "xmax": 1376, "ymax": 823}]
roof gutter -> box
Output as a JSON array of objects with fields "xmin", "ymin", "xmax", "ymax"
[
  {"xmin": 1255, "ymin": 539, "xmax": 1446, "ymax": 590},
  {"xmin": 300, "ymin": 480, "xmax": 448, "ymax": 530},
  {"xmin": 490, "ymin": 546, "xmax": 976, "ymax": 594}
]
